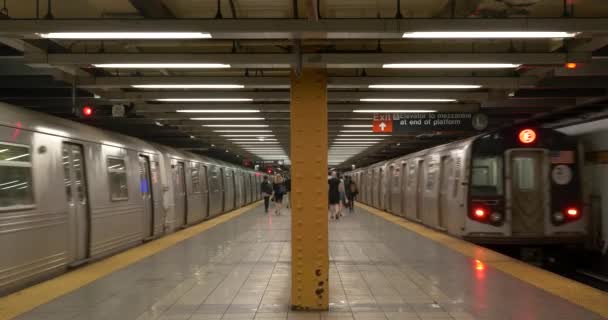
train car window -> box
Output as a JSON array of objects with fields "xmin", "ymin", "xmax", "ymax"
[
  {"xmin": 471, "ymin": 156, "xmax": 503, "ymax": 196},
  {"xmin": 191, "ymin": 162, "xmax": 201, "ymax": 193},
  {"xmin": 513, "ymin": 157, "xmax": 536, "ymax": 191},
  {"xmin": 0, "ymin": 143, "xmax": 34, "ymax": 208},
  {"xmin": 107, "ymin": 157, "xmax": 129, "ymax": 201},
  {"xmin": 426, "ymin": 162, "xmax": 437, "ymax": 191}
]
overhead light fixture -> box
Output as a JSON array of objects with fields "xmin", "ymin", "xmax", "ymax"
[
  {"xmin": 227, "ymin": 138, "xmax": 278, "ymax": 141},
  {"xmin": 369, "ymin": 84, "xmax": 481, "ymax": 89},
  {"xmin": 335, "ymin": 138, "xmax": 384, "ymax": 141},
  {"xmin": 359, "ymin": 99, "xmax": 455, "ymax": 103},
  {"xmin": 39, "ymin": 32, "xmax": 213, "ymax": 39},
  {"xmin": 354, "ymin": 109, "xmax": 438, "ymax": 112},
  {"xmin": 337, "ymin": 134, "xmax": 391, "ymax": 137},
  {"xmin": 343, "ymin": 124, "xmax": 373, "ymax": 128},
  {"xmin": 340, "ymin": 130, "xmax": 373, "ymax": 133},
  {"xmin": 176, "ymin": 109, "xmax": 260, "ymax": 113},
  {"xmin": 233, "ymin": 141, "xmax": 280, "ymax": 144},
  {"xmin": 401, "ymin": 31, "xmax": 577, "ymax": 39},
  {"xmin": 333, "ymin": 142, "xmax": 379, "ymax": 144},
  {"xmin": 132, "ymin": 84, "xmax": 243, "ymax": 89},
  {"xmin": 203, "ymin": 124, "xmax": 269, "ymax": 128},
  {"xmin": 383, "ymin": 63, "xmax": 521, "ymax": 69},
  {"xmin": 221, "ymin": 134, "xmax": 275, "ymax": 137},
  {"xmin": 190, "ymin": 117, "xmax": 264, "ymax": 121},
  {"xmin": 214, "ymin": 130, "xmax": 272, "ymax": 133},
  {"xmin": 158, "ymin": 98, "xmax": 252, "ymax": 102},
  {"xmin": 154, "ymin": 121, "xmax": 164, "ymax": 127},
  {"xmin": 94, "ymin": 63, "xmax": 230, "ymax": 69}
]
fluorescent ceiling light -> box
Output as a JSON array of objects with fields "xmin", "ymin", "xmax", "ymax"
[
  {"xmin": 228, "ymin": 138, "xmax": 278, "ymax": 141},
  {"xmin": 369, "ymin": 84, "xmax": 481, "ymax": 89},
  {"xmin": 402, "ymin": 31, "xmax": 577, "ymax": 39},
  {"xmin": 354, "ymin": 109, "xmax": 437, "ymax": 112},
  {"xmin": 337, "ymin": 134, "xmax": 390, "ymax": 137},
  {"xmin": 233, "ymin": 142, "xmax": 280, "ymax": 144},
  {"xmin": 221, "ymin": 134, "xmax": 275, "ymax": 137},
  {"xmin": 343, "ymin": 124, "xmax": 373, "ymax": 128},
  {"xmin": 340, "ymin": 130, "xmax": 373, "ymax": 133},
  {"xmin": 158, "ymin": 98, "xmax": 252, "ymax": 102},
  {"xmin": 383, "ymin": 63, "xmax": 521, "ymax": 69},
  {"xmin": 177, "ymin": 109, "xmax": 260, "ymax": 113},
  {"xmin": 359, "ymin": 99, "xmax": 455, "ymax": 103},
  {"xmin": 190, "ymin": 117, "xmax": 264, "ymax": 121},
  {"xmin": 39, "ymin": 32, "xmax": 212, "ymax": 39},
  {"xmin": 334, "ymin": 138, "xmax": 384, "ymax": 141},
  {"xmin": 132, "ymin": 84, "xmax": 243, "ymax": 89},
  {"xmin": 204, "ymin": 124, "xmax": 268, "ymax": 128},
  {"xmin": 94, "ymin": 63, "xmax": 230, "ymax": 69},
  {"xmin": 333, "ymin": 142, "xmax": 379, "ymax": 144},
  {"xmin": 214, "ymin": 130, "xmax": 272, "ymax": 133}
]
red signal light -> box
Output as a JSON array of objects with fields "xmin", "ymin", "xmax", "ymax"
[
  {"xmin": 518, "ymin": 129, "xmax": 537, "ymax": 144},
  {"xmin": 565, "ymin": 62, "xmax": 577, "ymax": 69},
  {"xmin": 82, "ymin": 105, "xmax": 94, "ymax": 117},
  {"xmin": 566, "ymin": 208, "xmax": 578, "ymax": 217},
  {"xmin": 474, "ymin": 208, "xmax": 486, "ymax": 218},
  {"xmin": 475, "ymin": 260, "xmax": 485, "ymax": 271}
]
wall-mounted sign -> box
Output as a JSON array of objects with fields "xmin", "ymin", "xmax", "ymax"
[{"xmin": 373, "ymin": 113, "xmax": 488, "ymax": 133}]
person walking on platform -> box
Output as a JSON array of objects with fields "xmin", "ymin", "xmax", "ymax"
[
  {"xmin": 338, "ymin": 174, "xmax": 347, "ymax": 217},
  {"xmin": 328, "ymin": 171, "xmax": 341, "ymax": 220},
  {"xmin": 272, "ymin": 174, "xmax": 286, "ymax": 216},
  {"xmin": 346, "ymin": 178, "xmax": 358, "ymax": 213},
  {"xmin": 261, "ymin": 175, "xmax": 273, "ymax": 213},
  {"xmin": 284, "ymin": 176, "xmax": 291, "ymax": 209}
]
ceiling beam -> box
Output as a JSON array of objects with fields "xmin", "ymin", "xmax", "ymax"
[
  {"xmin": 1, "ymin": 19, "xmax": 607, "ymax": 39},
  {"xmin": 128, "ymin": 0, "xmax": 175, "ymax": 18},
  {"xmin": 32, "ymin": 52, "xmax": 590, "ymax": 69},
  {"xmin": 102, "ymin": 90, "xmax": 489, "ymax": 102},
  {"xmin": 80, "ymin": 76, "xmax": 537, "ymax": 90}
]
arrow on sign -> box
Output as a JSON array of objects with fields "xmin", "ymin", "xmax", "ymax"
[{"xmin": 379, "ymin": 122, "xmax": 387, "ymax": 132}]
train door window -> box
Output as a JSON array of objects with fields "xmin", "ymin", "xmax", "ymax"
[
  {"xmin": 513, "ymin": 157, "xmax": 536, "ymax": 191},
  {"xmin": 62, "ymin": 147, "xmax": 72, "ymax": 202},
  {"xmin": 107, "ymin": 157, "xmax": 128, "ymax": 201},
  {"xmin": 471, "ymin": 156, "xmax": 503, "ymax": 196},
  {"xmin": 452, "ymin": 156, "xmax": 462, "ymax": 198},
  {"xmin": 0, "ymin": 142, "xmax": 34, "ymax": 208},
  {"xmin": 191, "ymin": 162, "xmax": 201, "ymax": 194}
]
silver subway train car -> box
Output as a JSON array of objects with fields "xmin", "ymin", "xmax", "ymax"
[
  {"xmin": 350, "ymin": 127, "xmax": 587, "ymax": 245},
  {"xmin": 0, "ymin": 103, "xmax": 263, "ymax": 294}
]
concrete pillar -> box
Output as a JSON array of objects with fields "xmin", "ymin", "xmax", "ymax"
[{"xmin": 290, "ymin": 69, "xmax": 329, "ymax": 310}]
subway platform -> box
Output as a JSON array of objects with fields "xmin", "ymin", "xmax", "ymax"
[{"xmin": 4, "ymin": 204, "xmax": 606, "ymax": 320}]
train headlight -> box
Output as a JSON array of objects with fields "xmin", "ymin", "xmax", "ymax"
[
  {"xmin": 553, "ymin": 212, "xmax": 565, "ymax": 222},
  {"xmin": 489, "ymin": 212, "xmax": 503, "ymax": 223}
]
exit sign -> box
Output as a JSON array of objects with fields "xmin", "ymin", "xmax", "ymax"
[{"xmin": 372, "ymin": 113, "xmax": 393, "ymax": 133}]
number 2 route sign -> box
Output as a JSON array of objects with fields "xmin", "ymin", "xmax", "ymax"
[{"xmin": 372, "ymin": 113, "xmax": 393, "ymax": 133}]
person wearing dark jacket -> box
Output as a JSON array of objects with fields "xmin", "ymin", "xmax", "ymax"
[
  {"xmin": 261, "ymin": 176, "xmax": 273, "ymax": 213},
  {"xmin": 346, "ymin": 179, "xmax": 358, "ymax": 212}
]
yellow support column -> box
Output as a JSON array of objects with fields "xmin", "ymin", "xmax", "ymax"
[{"xmin": 290, "ymin": 68, "xmax": 329, "ymax": 311}]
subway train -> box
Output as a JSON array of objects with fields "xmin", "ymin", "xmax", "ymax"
[
  {"xmin": 349, "ymin": 126, "xmax": 588, "ymax": 245},
  {"xmin": 0, "ymin": 103, "xmax": 264, "ymax": 294}
]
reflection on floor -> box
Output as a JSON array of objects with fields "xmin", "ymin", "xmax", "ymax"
[{"xmin": 15, "ymin": 206, "xmax": 603, "ymax": 320}]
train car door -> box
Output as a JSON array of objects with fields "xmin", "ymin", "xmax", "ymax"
[
  {"xmin": 389, "ymin": 165, "xmax": 401, "ymax": 214},
  {"xmin": 219, "ymin": 167, "xmax": 226, "ymax": 212},
  {"xmin": 173, "ymin": 162, "xmax": 187, "ymax": 227},
  {"xmin": 438, "ymin": 156, "xmax": 453, "ymax": 230},
  {"xmin": 416, "ymin": 160, "xmax": 425, "ymax": 221},
  {"xmin": 508, "ymin": 150, "xmax": 547, "ymax": 235},
  {"xmin": 138, "ymin": 155, "xmax": 154, "ymax": 238},
  {"xmin": 62, "ymin": 143, "xmax": 90, "ymax": 265},
  {"xmin": 400, "ymin": 162, "xmax": 407, "ymax": 217},
  {"xmin": 201, "ymin": 165, "xmax": 209, "ymax": 219}
]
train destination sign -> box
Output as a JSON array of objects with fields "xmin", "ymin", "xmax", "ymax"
[{"xmin": 373, "ymin": 113, "xmax": 488, "ymax": 133}]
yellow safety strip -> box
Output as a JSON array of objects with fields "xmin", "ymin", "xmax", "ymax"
[
  {"xmin": 356, "ymin": 203, "xmax": 608, "ymax": 318},
  {"xmin": 0, "ymin": 202, "xmax": 261, "ymax": 320}
]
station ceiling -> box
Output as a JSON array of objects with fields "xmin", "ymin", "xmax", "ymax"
[{"xmin": 1, "ymin": 0, "xmax": 608, "ymax": 168}]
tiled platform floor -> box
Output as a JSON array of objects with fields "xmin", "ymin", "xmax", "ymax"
[{"xmin": 15, "ymin": 206, "xmax": 603, "ymax": 320}]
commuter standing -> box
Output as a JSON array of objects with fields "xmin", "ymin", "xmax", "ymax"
[
  {"xmin": 328, "ymin": 171, "xmax": 341, "ymax": 220},
  {"xmin": 346, "ymin": 178, "xmax": 358, "ymax": 213},
  {"xmin": 273, "ymin": 174, "xmax": 286, "ymax": 215},
  {"xmin": 338, "ymin": 174, "xmax": 346, "ymax": 217},
  {"xmin": 284, "ymin": 176, "xmax": 291, "ymax": 209},
  {"xmin": 261, "ymin": 175, "xmax": 273, "ymax": 213}
]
